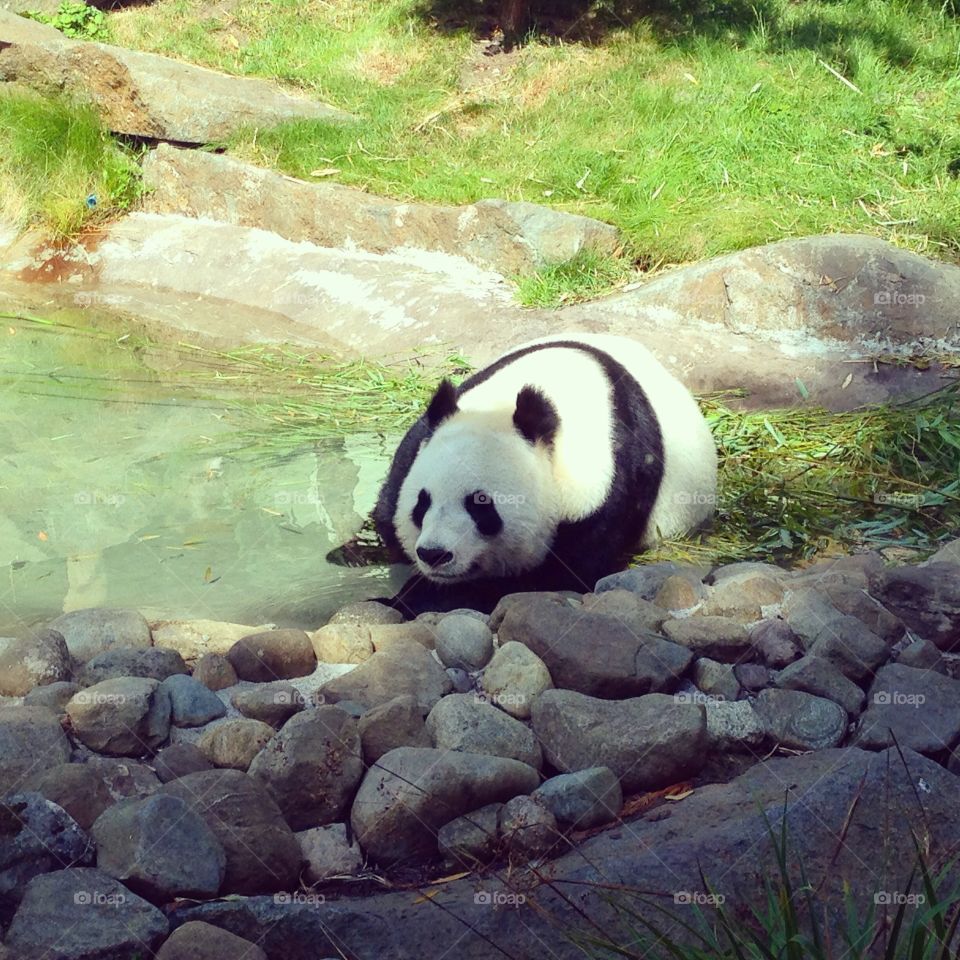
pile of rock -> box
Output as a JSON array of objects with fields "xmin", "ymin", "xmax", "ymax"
[{"xmin": 0, "ymin": 538, "xmax": 957, "ymax": 957}]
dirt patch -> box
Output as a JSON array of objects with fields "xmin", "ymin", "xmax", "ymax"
[{"xmin": 459, "ymin": 36, "xmax": 523, "ymax": 94}]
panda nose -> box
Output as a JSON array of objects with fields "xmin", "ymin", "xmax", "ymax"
[{"xmin": 417, "ymin": 546, "xmax": 453, "ymax": 568}]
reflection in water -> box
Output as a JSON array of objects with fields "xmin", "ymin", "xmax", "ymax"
[{"xmin": 0, "ymin": 312, "xmax": 400, "ymax": 635}]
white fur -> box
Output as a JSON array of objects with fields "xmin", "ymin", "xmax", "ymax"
[
  {"xmin": 394, "ymin": 334, "xmax": 717, "ymax": 581},
  {"xmin": 528, "ymin": 333, "xmax": 718, "ymax": 545}
]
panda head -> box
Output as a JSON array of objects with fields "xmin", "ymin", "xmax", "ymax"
[{"xmin": 394, "ymin": 379, "xmax": 561, "ymax": 583}]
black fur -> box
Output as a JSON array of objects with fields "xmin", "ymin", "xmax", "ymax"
[
  {"xmin": 373, "ymin": 340, "xmax": 665, "ymax": 616},
  {"xmin": 426, "ymin": 379, "xmax": 458, "ymax": 428},
  {"xmin": 513, "ymin": 386, "xmax": 558, "ymax": 445},
  {"xmin": 464, "ymin": 491, "xmax": 504, "ymax": 537},
  {"xmin": 411, "ymin": 489, "xmax": 431, "ymax": 529}
]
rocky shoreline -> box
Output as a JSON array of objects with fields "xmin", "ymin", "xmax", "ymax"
[{"xmin": 1, "ymin": 540, "xmax": 958, "ymax": 957}]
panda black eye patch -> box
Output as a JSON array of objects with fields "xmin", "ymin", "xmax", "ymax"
[
  {"xmin": 411, "ymin": 489, "xmax": 431, "ymax": 529},
  {"xmin": 464, "ymin": 491, "xmax": 503, "ymax": 537}
]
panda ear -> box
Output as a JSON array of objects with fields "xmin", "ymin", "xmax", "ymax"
[
  {"xmin": 426, "ymin": 379, "xmax": 458, "ymax": 429},
  {"xmin": 514, "ymin": 386, "xmax": 558, "ymax": 445}
]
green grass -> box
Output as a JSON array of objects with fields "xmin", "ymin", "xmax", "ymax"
[
  {"xmin": 105, "ymin": 0, "xmax": 960, "ymax": 282},
  {"xmin": 0, "ymin": 88, "xmax": 140, "ymax": 235},
  {"xmin": 515, "ymin": 249, "xmax": 635, "ymax": 307},
  {"xmin": 647, "ymin": 379, "xmax": 960, "ymax": 566}
]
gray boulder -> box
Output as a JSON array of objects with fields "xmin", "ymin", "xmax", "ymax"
[
  {"xmin": 434, "ymin": 615, "xmax": 494, "ymax": 671},
  {"xmin": 231, "ymin": 680, "xmax": 305, "ymax": 727},
  {"xmin": 807, "ymin": 616, "xmax": 889, "ymax": 682},
  {"xmin": 498, "ymin": 594, "xmax": 691, "ymax": 698},
  {"xmin": 79, "ymin": 646, "xmax": 188, "ymax": 686},
  {"xmin": 0, "ymin": 705, "xmax": 71, "ymax": 795},
  {"xmin": 142, "ymin": 145, "xmax": 619, "ymax": 275},
  {"xmin": 0, "ymin": 629, "xmax": 70, "ymax": 695},
  {"xmin": 45, "ymin": 607, "xmax": 151, "ymax": 663},
  {"xmin": 868, "ymin": 563, "xmax": 960, "ymax": 651},
  {"xmin": 480, "ymin": 641, "xmax": 553, "ymax": 719},
  {"xmin": 775, "ymin": 655, "xmax": 866, "ymax": 716},
  {"xmin": 296, "ymin": 823, "xmax": 363, "ymax": 883},
  {"xmin": 248, "ymin": 707, "xmax": 364, "ymax": 830},
  {"xmin": 533, "ymin": 767, "xmax": 622, "ymax": 830},
  {"xmin": 158, "ymin": 769, "xmax": 301, "ymax": 894},
  {"xmin": 6, "ymin": 867, "xmax": 167, "ymax": 958},
  {"xmin": 425, "ymin": 693, "xmax": 542, "ymax": 768},
  {"xmin": 151, "ymin": 743, "xmax": 213, "ymax": 783},
  {"xmin": 155, "ymin": 920, "xmax": 268, "ymax": 960},
  {"xmin": 854, "ymin": 662, "xmax": 960, "ymax": 753},
  {"xmin": 92, "ymin": 794, "xmax": 226, "ymax": 900},
  {"xmin": 0, "ymin": 12, "xmax": 353, "ymax": 142},
  {"xmin": 755, "ymin": 688, "xmax": 848, "ymax": 750},
  {"xmin": 498, "ymin": 796, "xmax": 558, "ymax": 861},
  {"xmin": 23, "ymin": 680, "xmax": 79, "ymax": 715},
  {"xmin": 0, "ymin": 792, "xmax": 93, "ymax": 918},
  {"xmin": 749, "ymin": 619, "xmax": 801, "ymax": 668},
  {"xmin": 531, "ymin": 690, "xmax": 707, "ymax": 791},
  {"xmin": 21, "ymin": 764, "xmax": 113, "ymax": 830},
  {"xmin": 437, "ymin": 803, "xmax": 502, "ymax": 868},
  {"xmin": 661, "ymin": 616, "xmax": 753, "ymax": 662},
  {"xmin": 350, "ymin": 747, "xmax": 539, "ymax": 864},
  {"xmin": 357, "ymin": 694, "xmax": 430, "ymax": 763},
  {"xmin": 159, "ymin": 674, "xmax": 227, "ymax": 727},
  {"xmin": 66, "ymin": 677, "xmax": 171, "ymax": 757},
  {"xmin": 319, "ymin": 638, "xmax": 452, "ymax": 712}
]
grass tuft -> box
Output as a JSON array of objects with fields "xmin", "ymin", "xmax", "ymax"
[
  {"xmin": 514, "ymin": 250, "xmax": 635, "ymax": 307},
  {"xmin": 0, "ymin": 89, "xmax": 141, "ymax": 236},
  {"xmin": 646, "ymin": 381, "xmax": 960, "ymax": 566}
]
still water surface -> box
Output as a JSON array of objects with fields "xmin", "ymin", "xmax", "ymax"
[{"xmin": 0, "ymin": 309, "xmax": 399, "ymax": 635}]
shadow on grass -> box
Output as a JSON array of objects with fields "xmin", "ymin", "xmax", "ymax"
[{"xmin": 411, "ymin": 0, "xmax": 959, "ymax": 65}]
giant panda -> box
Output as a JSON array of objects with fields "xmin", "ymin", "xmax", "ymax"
[{"xmin": 372, "ymin": 333, "xmax": 718, "ymax": 616}]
